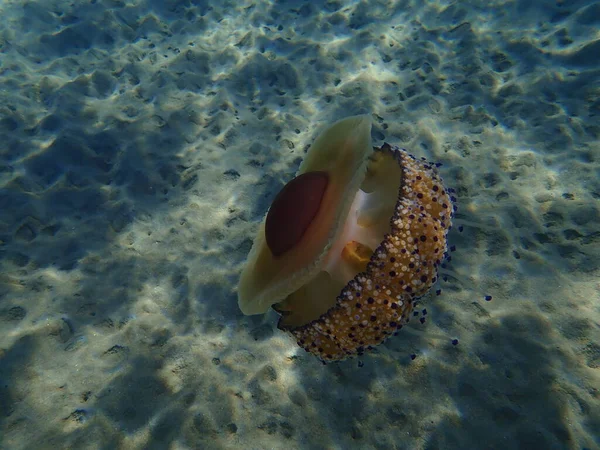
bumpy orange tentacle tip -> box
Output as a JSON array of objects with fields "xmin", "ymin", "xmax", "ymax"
[{"xmin": 238, "ymin": 115, "xmax": 453, "ymax": 362}]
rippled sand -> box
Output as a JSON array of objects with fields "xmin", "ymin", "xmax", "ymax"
[{"xmin": 0, "ymin": 0, "xmax": 598, "ymax": 449}]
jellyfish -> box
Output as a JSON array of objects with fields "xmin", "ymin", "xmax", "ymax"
[{"xmin": 238, "ymin": 115, "xmax": 453, "ymax": 362}]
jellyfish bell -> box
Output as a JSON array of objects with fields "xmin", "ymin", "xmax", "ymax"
[
  {"xmin": 237, "ymin": 115, "xmax": 453, "ymax": 362},
  {"xmin": 238, "ymin": 115, "xmax": 374, "ymax": 316}
]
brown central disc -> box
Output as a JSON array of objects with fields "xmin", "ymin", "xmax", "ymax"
[{"xmin": 265, "ymin": 171, "xmax": 329, "ymax": 257}]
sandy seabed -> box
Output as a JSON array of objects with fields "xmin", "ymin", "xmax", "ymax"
[{"xmin": 0, "ymin": 0, "xmax": 599, "ymax": 449}]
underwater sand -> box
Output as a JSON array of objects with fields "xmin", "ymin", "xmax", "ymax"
[{"xmin": 0, "ymin": 0, "xmax": 599, "ymax": 449}]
